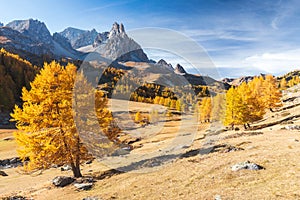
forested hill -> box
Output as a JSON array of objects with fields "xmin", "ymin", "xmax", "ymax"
[{"xmin": 0, "ymin": 48, "xmax": 38, "ymax": 111}]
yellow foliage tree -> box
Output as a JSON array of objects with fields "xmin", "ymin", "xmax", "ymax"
[
  {"xmin": 11, "ymin": 61, "xmax": 114, "ymax": 177},
  {"xmin": 279, "ymin": 78, "xmax": 287, "ymax": 90},
  {"xmin": 199, "ymin": 97, "xmax": 212, "ymax": 122},
  {"xmin": 135, "ymin": 111, "xmax": 142, "ymax": 123},
  {"xmin": 223, "ymin": 86, "xmax": 246, "ymax": 128},
  {"xmin": 211, "ymin": 93, "xmax": 226, "ymax": 122},
  {"xmin": 262, "ymin": 75, "xmax": 282, "ymax": 111}
]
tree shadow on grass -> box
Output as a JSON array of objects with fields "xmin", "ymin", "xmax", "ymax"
[{"xmin": 93, "ymin": 145, "xmax": 226, "ymax": 180}]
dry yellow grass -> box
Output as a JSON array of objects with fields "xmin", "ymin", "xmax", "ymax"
[
  {"xmin": 1, "ymin": 90, "xmax": 300, "ymax": 199},
  {"xmin": 0, "ymin": 129, "xmax": 18, "ymax": 159}
]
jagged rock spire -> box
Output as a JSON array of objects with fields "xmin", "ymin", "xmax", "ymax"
[
  {"xmin": 174, "ymin": 63, "xmax": 187, "ymax": 74},
  {"xmin": 109, "ymin": 22, "xmax": 125, "ymax": 38}
]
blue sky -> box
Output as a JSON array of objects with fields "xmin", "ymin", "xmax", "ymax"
[{"xmin": 1, "ymin": 0, "xmax": 300, "ymax": 78}]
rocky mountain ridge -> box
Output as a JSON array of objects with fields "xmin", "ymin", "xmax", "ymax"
[{"xmin": 0, "ymin": 18, "xmax": 227, "ymax": 88}]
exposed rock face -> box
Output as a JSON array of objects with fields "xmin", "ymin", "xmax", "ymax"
[
  {"xmin": 0, "ymin": 26, "xmax": 53, "ymax": 56},
  {"xmin": 59, "ymin": 27, "xmax": 98, "ymax": 49},
  {"xmin": 7, "ymin": 19, "xmax": 53, "ymax": 46},
  {"xmin": 157, "ymin": 59, "xmax": 173, "ymax": 70},
  {"xmin": 59, "ymin": 27, "xmax": 86, "ymax": 45},
  {"xmin": 73, "ymin": 29, "xmax": 98, "ymax": 49},
  {"xmin": 174, "ymin": 63, "xmax": 187, "ymax": 74},
  {"xmin": 97, "ymin": 22, "xmax": 149, "ymax": 62},
  {"xmin": 93, "ymin": 32, "xmax": 109, "ymax": 47},
  {"xmin": 0, "ymin": 22, "xmax": 3, "ymax": 27},
  {"xmin": 52, "ymin": 32, "xmax": 76, "ymax": 54},
  {"xmin": 0, "ymin": 19, "xmax": 83, "ymax": 65}
]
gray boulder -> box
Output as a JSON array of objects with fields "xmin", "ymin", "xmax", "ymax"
[
  {"xmin": 285, "ymin": 125, "xmax": 300, "ymax": 130},
  {"xmin": 231, "ymin": 161, "xmax": 265, "ymax": 171},
  {"xmin": 82, "ymin": 197, "xmax": 98, "ymax": 200},
  {"xmin": 60, "ymin": 164, "xmax": 72, "ymax": 171},
  {"xmin": 52, "ymin": 176, "xmax": 75, "ymax": 187},
  {"xmin": 74, "ymin": 183, "xmax": 93, "ymax": 190}
]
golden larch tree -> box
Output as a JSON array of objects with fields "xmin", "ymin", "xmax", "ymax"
[
  {"xmin": 262, "ymin": 75, "xmax": 282, "ymax": 111},
  {"xmin": 11, "ymin": 61, "xmax": 114, "ymax": 177}
]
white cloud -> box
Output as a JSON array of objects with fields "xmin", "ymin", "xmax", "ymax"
[{"xmin": 244, "ymin": 49, "xmax": 300, "ymax": 74}]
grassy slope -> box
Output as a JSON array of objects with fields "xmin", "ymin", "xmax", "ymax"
[{"xmin": 1, "ymin": 87, "xmax": 300, "ymax": 199}]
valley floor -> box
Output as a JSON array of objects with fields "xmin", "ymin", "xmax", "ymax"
[{"xmin": 1, "ymin": 87, "xmax": 300, "ymax": 199}]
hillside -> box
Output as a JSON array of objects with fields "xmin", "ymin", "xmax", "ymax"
[
  {"xmin": 1, "ymin": 85, "xmax": 300, "ymax": 199},
  {"xmin": 0, "ymin": 48, "xmax": 37, "ymax": 111}
]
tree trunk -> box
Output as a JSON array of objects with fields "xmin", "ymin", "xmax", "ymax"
[
  {"xmin": 71, "ymin": 162, "xmax": 82, "ymax": 178},
  {"xmin": 247, "ymin": 123, "xmax": 251, "ymax": 128}
]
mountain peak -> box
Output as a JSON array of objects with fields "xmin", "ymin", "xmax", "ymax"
[
  {"xmin": 6, "ymin": 19, "xmax": 52, "ymax": 46},
  {"xmin": 174, "ymin": 64, "xmax": 187, "ymax": 74},
  {"xmin": 157, "ymin": 59, "xmax": 173, "ymax": 70},
  {"xmin": 0, "ymin": 22, "xmax": 3, "ymax": 27},
  {"xmin": 109, "ymin": 22, "xmax": 125, "ymax": 38}
]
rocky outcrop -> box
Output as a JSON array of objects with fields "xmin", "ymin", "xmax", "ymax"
[{"xmin": 231, "ymin": 161, "xmax": 265, "ymax": 171}]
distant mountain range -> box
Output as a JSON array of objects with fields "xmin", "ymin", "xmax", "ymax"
[
  {"xmin": 0, "ymin": 18, "xmax": 230, "ymax": 89},
  {"xmin": 0, "ymin": 19, "xmax": 149, "ymax": 64}
]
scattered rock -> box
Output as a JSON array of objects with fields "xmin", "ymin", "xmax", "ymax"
[
  {"xmin": 231, "ymin": 161, "xmax": 265, "ymax": 171},
  {"xmin": 74, "ymin": 177, "xmax": 94, "ymax": 184},
  {"xmin": 2, "ymin": 195, "xmax": 27, "ymax": 200},
  {"xmin": 74, "ymin": 183, "xmax": 93, "ymax": 190},
  {"xmin": 284, "ymin": 125, "xmax": 300, "ymax": 130},
  {"xmin": 85, "ymin": 160, "xmax": 93, "ymax": 164},
  {"xmin": 52, "ymin": 176, "xmax": 75, "ymax": 187},
  {"xmin": 1, "ymin": 159, "xmax": 10, "ymax": 166},
  {"xmin": 223, "ymin": 146, "xmax": 244, "ymax": 153},
  {"xmin": 82, "ymin": 197, "xmax": 98, "ymax": 200},
  {"xmin": 295, "ymin": 139, "xmax": 299, "ymax": 142},
  {"xmin": 60, "ymin": 164, "xmax": 72, "ymax": 171},
  {"xmin": 10, "ymin": 157, "xmax": 20, "ymax": 164},
  {"xmin": 3, "ymin": 136, "xmax": 14, "ymax": 141},
  {"xmin": 0, "ymin": 170, "xmax": 8, "ymax": 176},
  {"xmin": 281, "ymin": 120, "xmax": 294, "ymax": 125},
  {"xmin": 215, "ymin": 194, "xmax": 222, "ymax": 200},
  {"xmin": 224, "ymin": 132, "xmax": 263, "ymax": 139},
  {"xmin": 0, "ymin": 157, "xmax": 25, "ymax": 168},
  {"xmin": 111, "ymin": 148, "xmax": 130, "ymax": 156}
]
